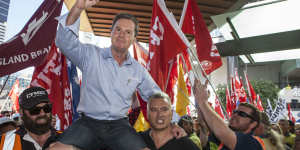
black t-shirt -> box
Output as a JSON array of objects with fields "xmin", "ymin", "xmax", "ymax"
[
  {"xmin": 206, "ymin": 132, "xmax": 263, "ymax": 150},
  {"xmin": 139, "ymin": 130, "xmax": 200, "ymax": 150}
]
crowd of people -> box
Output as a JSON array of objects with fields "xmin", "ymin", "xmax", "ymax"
[{"xmin": 0, "ymin": 0, "xmax": 299, "ymax": 149}]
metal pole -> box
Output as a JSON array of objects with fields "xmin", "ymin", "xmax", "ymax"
[
  {"xmin": 226, "ymin": 17, "xmax": 255, "ymax": 64},
  {"xmin": 0, "ymin": 75, "xmax": 10, "ymax": 97}
]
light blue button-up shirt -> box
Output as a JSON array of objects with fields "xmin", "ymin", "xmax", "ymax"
[{"xmin": 56, "ymin": 14, "xmax": 160, "ymax": 120}]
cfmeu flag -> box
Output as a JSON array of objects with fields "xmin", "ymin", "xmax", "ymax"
[
  {"xmin": 179, "ymin": 0, "xmax": 222, "ymax": 75},
  {"xmin": 8, "ymin": 80, "xmax": 20, "ymax": 112},
  {"xmin": 0, "ymin": 0, "xmax": 63, "ymax": 77},
  {"xmin": 147, "ymin": 0, "xmax": 190, "ymax": 91},
  {"xmin": 31, "ymin": 43, "xmax": 72, "ymax": 130}
]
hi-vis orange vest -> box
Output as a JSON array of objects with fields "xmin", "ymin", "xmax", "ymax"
[
  {"xmin": 0, "ymin": 130, "xmax": 22, "ymax": 150},
  {"xmin": 217, "ymin": 136, "xmax": 266, "ymax": 150}
]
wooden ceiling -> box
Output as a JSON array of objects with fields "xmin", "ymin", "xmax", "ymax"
[{"xmin": 86, "ymin": 0, "xmax": 239, "ymax": 43}]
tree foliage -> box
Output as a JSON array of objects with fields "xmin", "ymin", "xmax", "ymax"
[{"xmin": 216, "ymin": 80, "xmax": 280, "ymax": 109}]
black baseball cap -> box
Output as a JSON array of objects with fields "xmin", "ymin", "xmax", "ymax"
[
  {"xmin": 180, "ymin": 115, "xmax": 193, "ymax": 123},
  {"xmin": 19, "ymin": 87, "xmax": 50, "ymax": 109}
]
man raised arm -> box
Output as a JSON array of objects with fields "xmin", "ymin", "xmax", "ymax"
[{"xmin": 193, "ymin": 79, "xmax": 264, "ymax": 150}]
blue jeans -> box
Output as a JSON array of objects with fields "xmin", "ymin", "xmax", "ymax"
[{"xmin": 58, "ymin": 115, "xmax": 146, "ymax": 150}]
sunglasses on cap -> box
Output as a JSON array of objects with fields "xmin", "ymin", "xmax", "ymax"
[
  {"xmin": 233, "ymin": 110, "xmax": 255, "ymax": 121},
  {"xmin": 28, "ymin": 104, "xmax": 52, "ymax": 115}
]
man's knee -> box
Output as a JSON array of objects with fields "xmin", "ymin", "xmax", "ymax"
[{"xmin": 48, "ymin": 142, "xmax": 81, "ymax": 150}]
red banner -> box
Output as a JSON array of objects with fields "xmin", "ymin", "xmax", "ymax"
[
  {"xmin": 0, "ymin": 0, "xmax": 63, "ymax": 77},
  {"xmin": 30, "ymin": 43, "xmax": 72, "ymax": 130}
]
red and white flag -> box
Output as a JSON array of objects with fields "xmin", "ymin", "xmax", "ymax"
[
  {"xmin": 230, "ymin": 77, "xmax": 237, "ymax": 110},
  {"xmin": 147, "ymin": 0, "xmax": 190, "ymax": 91},
  {"xmin": 226, "ymin": 86, "xmax": 232, "ymax": 117},
  {"xmin": 244, "ymin": 71, "xmax": 256, "ymax": 104},
  {"xmin": 133, "ymin": 41, "xmax": 149, "ymax": 120},
  {"xmin": 31, "ymin": 43, "xmax": 72, "ymax": 130},
  {"xmin": 256, "ymin": 94, "xmax": 264, "ymax": 111},
  {"xmin": 234, "ymin": 70, "xmax": 247, "ymax": 103},
  {"xmin": 179, "ymin": 0, "xmax": 222, "ymax": 75},
  {"xmin": 287, "ymin": 103, "xmax": 295, "ymax": 123},
  {"xmin": 8, "ymin": 80, "xmax": 20, "ymax": 112}
]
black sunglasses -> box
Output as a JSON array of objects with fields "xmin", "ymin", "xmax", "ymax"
[
  {"xmin": 233, "ymin": 110, "xmax": 255, "ymax": 121},
  {"xmin": 29, "ymin": 104, "xmax": 52, "ymax": 115}
]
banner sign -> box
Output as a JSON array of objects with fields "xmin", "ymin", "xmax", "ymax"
[{"xmin": 0, "ymin": 0, "xmax": 63, "ymax": 77}]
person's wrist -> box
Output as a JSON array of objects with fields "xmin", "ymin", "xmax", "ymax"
[
  {"xmin": 197, "ymin": 101, "xmax": 209, "ymax": 109},
  {"xmin": 74, "ymin": 5, "xmax": 85, "ymax": 11}
]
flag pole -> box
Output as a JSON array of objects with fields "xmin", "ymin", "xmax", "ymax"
[
  {"xmin": 164, "ymin": 59, "xmax": 175, "ymax": 92},
  {"xmin": 186, "ymin": 44, "xmax": 229, "ymax": 120},
  {"xmin": 0, "ymin": 75, "xmax": 10, "ymax": 97}
]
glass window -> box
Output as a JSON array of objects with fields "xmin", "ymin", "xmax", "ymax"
[
  {"xmin": 0, "ymin": 14, "xmax": 7, "ymax": 22},
  {"xmin": 0, "ymin": 2, "xmax": 9, "ymax": 9},
  {"xmin": 0, "ymin": 8, "xmax": 8, "ymax": 16}
]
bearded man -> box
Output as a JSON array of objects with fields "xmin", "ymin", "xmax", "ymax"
[{"xmin": 0, "ymin": 87, "xmax": 60, "ymax": 150}]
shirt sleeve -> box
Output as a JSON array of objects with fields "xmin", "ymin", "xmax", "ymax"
[
  {"xmin": 137, "ymin": 67, "xmax": 161, "ymax": 102},
  {"xmin": 55, "ymin": 13, "xmax": 94, "ymax": 70},
  {"xmin": 234, "ymin": 132, "xmax": 263, "ymax": 150}
]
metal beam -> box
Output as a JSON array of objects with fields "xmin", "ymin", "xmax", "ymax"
[{"xmin": 216, "ymin": 29, "xmax": 300, "ymax": 56}]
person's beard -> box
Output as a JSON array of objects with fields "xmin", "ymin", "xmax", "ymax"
[{"xmin": 22, "ymin": 112, "xmax": 52, "ymax": 135}]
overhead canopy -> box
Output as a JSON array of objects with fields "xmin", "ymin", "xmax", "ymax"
[
  {"xmin": 82, "ymin": 0, "xmax": 244, "ymax": 43},
  {"xmin": 212, "ymin": 0, "xmax": 300, "ymax": 59}
]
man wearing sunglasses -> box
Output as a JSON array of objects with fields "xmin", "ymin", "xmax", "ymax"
[
  {"xmin": 193, "ymin": 80, "xmax": 265, "ymax": 150},
  {"xmin": 0, "ymin": 87, "xmax": 61, "ymax": 150}
]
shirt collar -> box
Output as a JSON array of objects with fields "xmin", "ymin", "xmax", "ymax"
[{"xmin": 102, "ymin": 47, "xmax": 133, "ymax": 65}]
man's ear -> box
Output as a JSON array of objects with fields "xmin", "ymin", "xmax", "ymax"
[{"xmin": 250, "ymin": 121, "xmax": 258, "ymax": 131}]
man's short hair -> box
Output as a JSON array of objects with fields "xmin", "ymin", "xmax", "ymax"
[
  {"xmin": 260, "ymin": 112, "xmax": 270, "ymax": 126},
  {"xmin": 239, "ymin": 103, "xmax": 261, "ymax": 129},
  {"xmin": 112, "ymin": 13, "xmax": 139, "ymax": 37},
  {"xmin": 147, "ymin": 92, "xmax": 171, "ymax": 109}
]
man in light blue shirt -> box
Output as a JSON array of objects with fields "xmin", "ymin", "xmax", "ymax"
[{"xmin": 49, "ymin": 0, "xmax": 160, "ymax": 150}]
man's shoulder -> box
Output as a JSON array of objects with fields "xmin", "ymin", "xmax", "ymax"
[
  {"xmin": 235, "ymin": 132, "xmax": 264, "ymax": 150},
  {"xmin": 138, "ymin": 130, "xmax": 151, "ymax": 139},
  {"xmin": 164, "ymin": 136, "xmax": 199, "ymax": 150}
]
